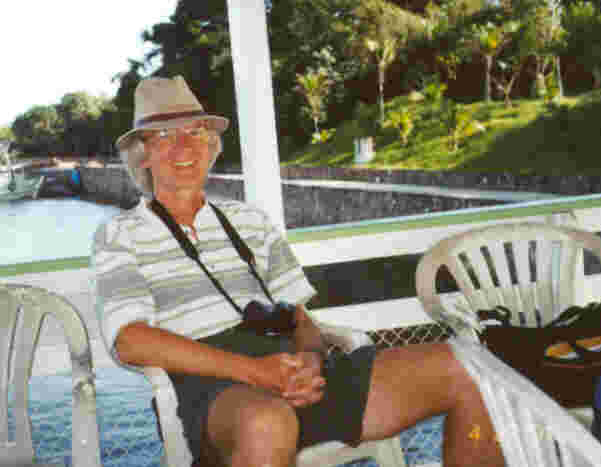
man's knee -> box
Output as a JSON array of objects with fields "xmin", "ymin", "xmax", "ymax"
[
  {"xmin": 436, "ymin": 342, "xmax": 480, "ymax": 404},
  {"xmin": 233, "ymin": 398, "xmax": 300, "ymax": 452}
]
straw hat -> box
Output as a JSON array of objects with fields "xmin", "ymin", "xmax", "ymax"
[
  {"xmin": 116, "ymin": 76, "xmax": 229, "ymax": 197},
  {"xmin": 116, "ymin": 75, "xmax": 229, "ymax": 151}
]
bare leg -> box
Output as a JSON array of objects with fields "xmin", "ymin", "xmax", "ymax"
[
  {"xmin": 360, "ymin": 342, "xmax": 504, "ymax": 467},
  {"xmin": 206, "ymin": 385, "xmax": 299, "ymax": 467}
]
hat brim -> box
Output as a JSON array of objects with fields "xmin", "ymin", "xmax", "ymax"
[{"xmin": 116, "ymin": 114, "xmax": 229, "ymax": 151}]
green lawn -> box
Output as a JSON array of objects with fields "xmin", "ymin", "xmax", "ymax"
[{"xmin": 283, "ymin": 90, "xmax": 601, "ymax": 174}]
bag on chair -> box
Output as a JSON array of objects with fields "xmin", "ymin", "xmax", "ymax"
[{"xmin": 478, "ymin": 302, "xmax": 601, "ymax": 408}]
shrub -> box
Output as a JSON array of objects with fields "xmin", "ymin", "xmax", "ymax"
[
  {"xmin": 353, "ymin": 101, "xmax": 380, "ymax": 137},
  {"xmin": 382, "ymin": 108, "xmax": 415, "ymax": 146}
]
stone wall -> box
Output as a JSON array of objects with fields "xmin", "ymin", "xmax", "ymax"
[
  {"xmin": 204, "ymin": 177, "xmax": 499, "ymax": 229},
  {"xmin": 78, "ymin": 166, "xmax": 141, "ymax": 209},
  {"xmin": 76, "ymin": 166, "xmax": 506, "ymax": 228},
  {"xmin": 75, "ymin": 165, "xmax": 601, "ymax": 228},
  {"xmin": 278, "ymin": 167, "xmax": 601, "ymax": 196}
]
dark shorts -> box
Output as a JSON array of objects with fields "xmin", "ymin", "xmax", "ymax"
[{"xmin": 166, "ymin": 326, "xmax": 379, "ymax": 466}]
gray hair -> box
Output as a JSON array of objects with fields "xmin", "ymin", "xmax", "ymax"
[{"xmin": 119, "ymin": 134, "xmax": 223, "ymax": 198}]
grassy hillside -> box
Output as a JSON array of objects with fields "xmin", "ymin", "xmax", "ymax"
[{"xmin": 282, "ymin": 90, "xmax": 601, "ymax": 174}]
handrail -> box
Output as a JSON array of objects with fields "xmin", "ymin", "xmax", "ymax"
[{"xmin": 3, "ymin": 193, "xmax": 601, "ymax": 277}]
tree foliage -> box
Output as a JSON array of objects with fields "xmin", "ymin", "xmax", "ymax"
[
  {"xmin": 0, "ymin": 126, "xmax": 14, "ymax": 141},
  {"xmin": 9, "ymin": 0, "xmax": 601, "ymax": 161},
  {"xmin": 563, "ymin": 0, "xmax": 601, "ymax": 87},
  {"xmin": 11, "ymin": 92, "xmax": 115, "ymax": 156},
  {"xmin": 342, "ymin": 0, "xmax": 428, "ymax": 122},
  {"xmin": 295, "ymin": 47, "xmax": 338, "ymax": 133}
]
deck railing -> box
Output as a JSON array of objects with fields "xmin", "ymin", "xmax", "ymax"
[{"xmin": 3, "ymin": 194, "xmax": 601, "ymax": 466}]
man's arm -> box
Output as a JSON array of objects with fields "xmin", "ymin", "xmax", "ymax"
[
  {"xmin": 281, "ymin": 304, "xmax": 329, "ymax": 407},
  {"xmin": 292, "ymin": 304, "xmax": 327, "ymax": 356},
  {"xmin": 116, "ymin": 321, "xmax": 303, "ymax": 394}
]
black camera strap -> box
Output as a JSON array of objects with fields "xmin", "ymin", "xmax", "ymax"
[
  {"xmin": 148, "ymin": 198, "xmax": 275, "ymax": 317},
  {"xmin": 209, "ymin": 202, "xmax": 276, "ymax": 304}
]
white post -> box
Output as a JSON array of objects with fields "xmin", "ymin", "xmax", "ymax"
[{"xmin": 227, "ymin": 0, "xmax": 286, "ymax": 233}]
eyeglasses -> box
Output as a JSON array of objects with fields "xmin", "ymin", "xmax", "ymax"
[{"xmin": 141, "ymin": 126, "xmax": 219, "ymax": 145}]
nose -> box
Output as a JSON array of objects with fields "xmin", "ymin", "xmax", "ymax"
[{"xmin": 172, "ymin": 128, "xmax": 198, "ymax": 147}]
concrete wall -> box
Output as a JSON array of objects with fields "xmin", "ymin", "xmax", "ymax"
[
  {"xmin": 77, "ymin": 166, "xmax": 501, "ymax": 228},
  {"xmin": 74, "ymin": 166, "xmax": 601, "ymax": 228},
  {"xmin": 78, "ymin": 166, "xmax": 141, "ymax": 209},
  {"xmin": 278, "ymin": 167, "xmax": 601, "ymax": 197}
]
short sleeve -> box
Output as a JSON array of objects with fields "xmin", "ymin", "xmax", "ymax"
[
  {"xmin": 264, "ymin": 219, "xmax": 316, "ymax": 306},
  {"xmin": 91, "ymin": 219, "xmax": 155, "ymax": 366}
]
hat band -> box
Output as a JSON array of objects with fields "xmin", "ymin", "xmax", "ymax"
[{"xmin": 135, "ymin": 110, "xmax": 209, "ymax": 129}]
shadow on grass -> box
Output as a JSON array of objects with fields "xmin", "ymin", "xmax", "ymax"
[{"xmin": 459, "ymin": 96, "xmax": 601, "ymax": 174}]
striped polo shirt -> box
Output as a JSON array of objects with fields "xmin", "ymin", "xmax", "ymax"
[{"xmin": 91, "ymin": 198, "xmax": 316, "ymax": 367}]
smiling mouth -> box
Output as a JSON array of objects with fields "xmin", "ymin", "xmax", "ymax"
[{"xmin": 174, "ymin": 161, "xmax": 194, "ymax": 167}]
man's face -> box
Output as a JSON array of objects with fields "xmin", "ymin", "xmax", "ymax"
[{"xmin": 139, "ymin": 121, "xmax": 219, "ymax": 194}]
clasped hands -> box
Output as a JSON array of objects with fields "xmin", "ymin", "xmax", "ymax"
[{"xmin": 257, "ymin": 351, "xmax": 326, "ymax": 408}]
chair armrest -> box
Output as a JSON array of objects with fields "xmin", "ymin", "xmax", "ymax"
[
  {"xmin": 143, "ymin": 366, "xmax": 174, "ymax": 388},
  {"xmin": 143, "ymin": 366, "xmax": 194, "ymax": 467}
]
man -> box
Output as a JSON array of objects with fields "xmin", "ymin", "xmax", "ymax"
[{"xmin": 92, "ymin": 76, "xmax": 504, "ymax": 467}]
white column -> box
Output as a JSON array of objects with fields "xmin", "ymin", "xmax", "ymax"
[{"xmin": 227, "ymin": 0, "xmax": 286, "ymax": 233}]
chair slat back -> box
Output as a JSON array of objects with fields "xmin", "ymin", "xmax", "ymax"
[{"xmin": 416, "ymin": 223, "xmax": 601, "ymax": 336}]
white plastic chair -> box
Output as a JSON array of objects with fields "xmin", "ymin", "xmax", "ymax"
[
  {"xmin": 450, "ymin": 336, "xmax": 601, "ymax": 466},
  {"xmin": 416, "ymin": 222, "xmax": 601, "ymax": 339},
  {"xmin": 144, "ymin": 322, "xmax": 406, "ymax": 467},
  {"xmin": 0, "ymin": 284, "xmax": 102, "ymax": 467},
  {"xmin": 415, "ymin": 222, "xmax": 601, "ymax": 426}
]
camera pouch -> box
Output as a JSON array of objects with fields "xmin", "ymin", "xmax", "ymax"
[{"xmin": 238, "ymin": 300, "xmax": 297, "ymax": 336}]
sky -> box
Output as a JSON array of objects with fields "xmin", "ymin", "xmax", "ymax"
[{"xmin": 1, "ymin": 0, "xmax": 179, "ymax": 126}]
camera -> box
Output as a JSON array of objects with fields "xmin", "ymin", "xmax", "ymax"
[{"xmin": 240, "ymin": 300, "xmax": 297, "ymax": 336}]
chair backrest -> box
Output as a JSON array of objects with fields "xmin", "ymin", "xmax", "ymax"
[
  {"xmin": 0, "ymin": 284, "xmax": 101, "ymax": 466},
  {"xmin": 416, "ymin": 222, "xmax": 601, "ymax": 337},
  {"xmin": 451, "ymin": 336, "xmax": 601, "ymax": 466}
]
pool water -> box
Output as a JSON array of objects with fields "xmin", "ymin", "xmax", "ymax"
[{"xmin": 0, "ymin": 198, "xmax": 121, "ymax": 266}]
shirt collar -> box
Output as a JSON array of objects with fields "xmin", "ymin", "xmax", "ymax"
[{"xmin": 136, "ymin": 197, "xmax": 216, "ymax": 229}]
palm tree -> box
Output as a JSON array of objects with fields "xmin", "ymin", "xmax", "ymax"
[
  {"xmin": 469, "ymin": 21, "xmax": 517, "ymax": 102},
  {"xmin": 295, "ymin": 69, "xmax": 334, "ymax": 133},
  {"xmin": 347, "ymin": 0, "xmax": 429, "ymax": 123}
]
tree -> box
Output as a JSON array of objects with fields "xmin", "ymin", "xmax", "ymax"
[
  {"xmin": 563, "ymin": 0, "xmax": 601, "ymax": 88},
  {"xmin": 295, "ymin": 47, "xmax": 339, "ymax": 134},
  {"xmin": 345, "ymin": 0, "xmax": 428, "ymax": 123},
  {"xmin": 442, "ymin": 100, "xmax": 486, "ymax": 151},
  {"xmin": 0, "ymin": 126, "xmax": 13, "ymax": 141},
  {"xmin": 424, "ymin": 0, "xmax": 479, "ymax": 84},
  {"xmin": 111, "ymin": 59, "xmax": 147, "ymax": 153},
  {"xmin": 465, "ymin": 20, "xmax": 519, "ymax": 102},
  {"xmin": 12, "ymin": 106, "xmax": 64, "ymax": 154},
  {"xmin": 57, "ymin": 92, "xmax": 104, "ymax": 155},
  {"xmin": 382, "ymin": 108, "xmax": 414, "ymax": 145},
  {"xmin": 267, "ymin": 0, "xmax": 364, "ymax": 146}
]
